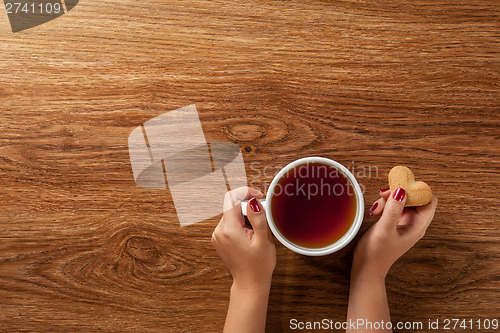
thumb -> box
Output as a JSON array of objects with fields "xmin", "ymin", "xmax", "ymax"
[
  {"xmin": 378, "ymin": 187, "xmax": 407, "ymax": 231},
  {"xmin": 246, "ymin": 198, "xmax": 271, "ymax": 241}
]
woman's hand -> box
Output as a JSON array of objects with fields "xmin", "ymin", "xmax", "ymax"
[
  {"xmin": 212, "ymin": 187, "xmax": 276, "ymax": 333},
  {"xmin": 212, "ymin": 186, "xmax": 276, "ymax": 291},
  {"xmin": 353, "ymin": 188, "xmax": 438, "ymax": 279},
  {"xmin": 347, "ymin": 188, "xmax": 438, "ymax": 332}
]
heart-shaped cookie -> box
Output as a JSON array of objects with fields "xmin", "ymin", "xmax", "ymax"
[{"xmin": 388, "ymin": 166, "xmax": 432, "ymax": 207}]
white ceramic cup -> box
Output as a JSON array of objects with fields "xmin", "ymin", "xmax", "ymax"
[{"xmin": 241, "ymin": 157, "xmax": 364, "ymax": 256}]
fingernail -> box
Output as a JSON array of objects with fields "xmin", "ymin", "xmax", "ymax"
[
  {"xmin": 379, "ymin": 187, "xmax": 390, "ymax": 193},
  {"xmin": 393, "ymin": 188, "xmax": 406, "ymax": 201},
  {"xmin": 369, "ymin": 202, "xmax": 378, "ymax": 212},
  {"xmin": 248, "ymin": 198, "xmax": 261, "ymax": 212}
]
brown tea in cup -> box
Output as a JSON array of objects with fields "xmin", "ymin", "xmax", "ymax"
[{"xmin": 270, "ymin": 161, "xmax": 358, "ymax": 249}]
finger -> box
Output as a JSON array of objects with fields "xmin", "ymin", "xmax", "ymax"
[
  {"xmin": 223, "ymin": 186, "xmax": 263, "ymax": 213},
  {"xmin": 246, "ymin": 197, "xmax": 272, "ymax": 242},
  {"xmin": 368, "ymin": 187, "xmax": 391, "ymax": 216},
  {"xmin": 379, "ymin": 188, "xmax": 391, "ymax": 200},
  {"xmin": 368, "ymin": 197, "xmax": 387, "ymax": 217},
  {"xmin": 377, "ymin": 187, "xmax": 407, "ymax": 231},
  {"xmin": 212, "ymin": 220, "xmax": 221, "ymax": 247},
  {"xmin": 414, "ymin": 195, "xmax": 438, "ymax": 235},
  {"xmin": 211, "ymin": 230, "xmax": 217, "ymax": 244},
  {"xmin": 211, "ymin": 229, "xmax": 231, "ymax": 267},
  {"xmin": 222, "ymin": 187, "xmax": 263, "ymax": 225},
  {"xmin": 212, "ymin": 217, "xmax": 224, "ymax": 241}
]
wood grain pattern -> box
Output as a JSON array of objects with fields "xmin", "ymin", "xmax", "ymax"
[{"xmin": 0, "ymin": 0, "xmax": 499, "ymax": 332}]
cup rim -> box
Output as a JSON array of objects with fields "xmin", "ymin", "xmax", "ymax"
[{"xmin": 265, "ymin": 157, "xmax": 364, "ymax": 256}]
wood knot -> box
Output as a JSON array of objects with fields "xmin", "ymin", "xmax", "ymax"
[
  {"xmin": 227, "ymin": 123, "xmax": 264, "ymax": 142},
  {"xmin": 125, "ymin": 236, "xmax": 161, "ymax": 265}
]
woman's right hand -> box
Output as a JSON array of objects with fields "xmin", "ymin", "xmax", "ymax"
[{"xmin": 212, "ymin": 187, "xmax": 276, "ymax": 291}]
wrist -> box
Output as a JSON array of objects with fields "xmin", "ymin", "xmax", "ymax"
[
  {"xmin": 351, "ymin": 256, "xmax": 388, "ymax": 283},
  {"xmin": 351, "ymin": 266, "xmax": 387, "ymax": 286},
  {"xmin": 231, "ymin": 279, "xmax": 272, "ymax": 297}
]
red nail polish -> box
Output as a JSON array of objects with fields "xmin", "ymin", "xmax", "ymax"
[
  {"xmin": 369, "ymin": 202, "xmax": 378, "ymax": 212},
  {"xmin": 393, "ymin": 188, "xmax": 406, "ymax": 201},
  {"xmin": 248, "ymin": 198, "xmax": 261, "ymax": 212},
  {"xmin": 379, "ymin": 187, "xmax": 390, "ymax": 193}
]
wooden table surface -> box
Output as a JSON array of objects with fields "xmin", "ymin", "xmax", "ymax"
[{"xmin": 1, "ymin": 0, "xmax": 499, "ymax": 332}]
